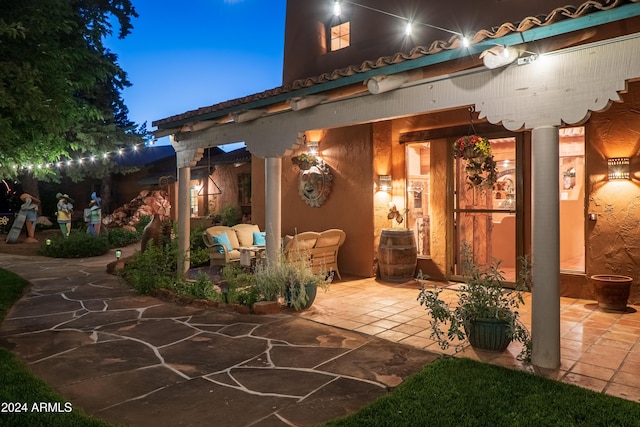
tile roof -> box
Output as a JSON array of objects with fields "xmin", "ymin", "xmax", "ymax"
[{"xmin": 153, "ymin": 0, "xmax": 637, "ymax": 129}]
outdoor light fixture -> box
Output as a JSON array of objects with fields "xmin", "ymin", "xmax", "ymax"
[
  {"xmin": 405, "ymin": 21, "xmax": 413, "ymax": 36},
  {"xmin": 333, "ymin": 0, "xmax": 341, "ymax": 16},
  {"xmin": 378, "ymin": 175, "xmax": 392, "ymax": 192},
  {"xmin": 480, "ymin": 45, "xmax": 518, "ymax": 69},
  {"xmin": 305, "ymin": 129, "xmax": 323, "ymax": 156},
  {"xmin": 46, "ymin": 239, "xmax": 51, "ymax": 246},
  {"xmin": 115, "ymin": 249, "xmax": 122, "ymax": 260},
  {"xmin": 607, "ymin": 157, "xmax": 630, "ymax": 180},
  {"xmin": 307, "ymin": 140, "xmax": 320, "ymax": 156}
]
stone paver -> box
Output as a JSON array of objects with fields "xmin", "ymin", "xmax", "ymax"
[{"xmin": 0, "ymin": 248, "xmax": 438, "ymax": 427}]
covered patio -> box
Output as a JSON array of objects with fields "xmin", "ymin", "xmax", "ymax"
[
  {"xmin": 155, "ymin": 2, "xmax": 640, "ymax": 372},
  {"xmin": 298, "ymin": 275, "xmax": 640, "ymax": 402}
]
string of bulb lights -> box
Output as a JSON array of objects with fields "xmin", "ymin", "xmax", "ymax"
[
  {"xmin": 333, "ymin": 0, "xmax": 471, "ymax": 47},
  {"xmin": 1, "ymin": 140, "xmax": 156, "ymax": 173},
  {"xmin": 4, "ymin": 1, "xmax": 529, "ymax": 173}
]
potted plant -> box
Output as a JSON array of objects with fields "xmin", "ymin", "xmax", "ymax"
[
  {"xmin": 254, "ymin": 254, "xmax": 332, "ymax": 311},
  {"xmin": 291, "ymin": 153, "xmax": 318, "ymax": 170},
  {"xmin": 453, "ymin": 135, "xmax": 498, "ymax": 189},
  {"xmin": 417, "ymin": 244, "xmax": 531, "ymax": 361}
]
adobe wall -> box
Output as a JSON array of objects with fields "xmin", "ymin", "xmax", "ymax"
[
  {"xmin": 283, "ymin": 0, "xmax": 582, "ymax": 84},
  {"xmin": 585, "ymin": 81, "xmax": 640, "ymax": 305},
  {"xmin": 253, "ymin": 124, "xmax": 375, "ymax": 278}
]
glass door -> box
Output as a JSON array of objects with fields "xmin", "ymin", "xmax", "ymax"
[{"xmin": 453, "ymin": 136, "xmax": 519, "ymax": 282}]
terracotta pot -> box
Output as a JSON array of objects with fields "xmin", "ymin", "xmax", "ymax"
[
  {"xmin": 590, "ymin": 274, "xmax": 633, "ymax": 312},
  {"xmin": 465, "ymin": 318, "xmax": 511, "ymax": 352}
]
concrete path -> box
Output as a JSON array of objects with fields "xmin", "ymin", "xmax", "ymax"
[{"xmin": 0, "ymin": 248, "xmax": 438, "ymax": 427}]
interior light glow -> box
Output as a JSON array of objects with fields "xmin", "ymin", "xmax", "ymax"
[{"xmin": 462, "ymin": 36, "xmax": 470, "ymax": 48}]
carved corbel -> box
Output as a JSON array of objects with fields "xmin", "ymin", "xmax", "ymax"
[{"xmin": 176, "ymin": 148, "xmax": 204, "ymax": 168}]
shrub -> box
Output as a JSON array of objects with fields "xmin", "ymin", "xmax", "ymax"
[
  {"xmin": 171, "ymin": 273, "xmax": 217, "ymax": 300},
  {"xmin": 121, "ymin": 244, "xmax": 177, "ymax": 294},
  {"xmin": 218, "ymin": 204, "xmax": 241, "ymax": 226},
  {"xmin": 220, "ymin": 264, "xmax": 260, "ymax": 305},
  {"xmin": 107, "ymin": 227, "xmax": 140, "ymax": 247},
  {"xmin": 189, "ymin": 224, "xmax": 210, "ymax": 267},
  {"xmin": 135, "ymin": 215, "xmax": 152, "ymax": 233},
  {"xmin": 38, "ymin": 233, "xmax": 110, "ymax": 258}
]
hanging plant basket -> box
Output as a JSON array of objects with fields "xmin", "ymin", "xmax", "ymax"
[
  {"xmin": 453, "ymin": 135, "xmax": 498, "ymax": 190},
  {"xmin": 292, "ymin": 154, "xmax": 318, "ymax": 170}
]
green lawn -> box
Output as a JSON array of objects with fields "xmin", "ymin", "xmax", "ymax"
[
  {"xmin": 2, "ymin": 268, "xmax": 639, "ymax": 427},
  {"xmin": 324, "ymin": 357, "xmax": 640, "ymax": 427}
]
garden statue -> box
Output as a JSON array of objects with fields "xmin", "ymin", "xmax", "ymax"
[
  {"xmin": 141, "ymin": 210, "xmax": 171, "ymax": 253},
  {"xmin": 5, "ymin": 193, "xmax": 39, "ymax": 244},
  {"xmin": 56, "ymin": 193, "xmax": 74, "ymax": 237},
  {"xmin": 85, "ymin": 192, "xmax": 102, "ymax": 236}
]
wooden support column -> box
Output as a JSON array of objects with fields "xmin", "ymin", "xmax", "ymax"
[
  {"xmin": 265, "ymin": 157, "xmax": 282, "ymax": 266},
  {"xmin": 531, "ymin": 126, "xmax": 561, "ymax": 369},
  {"xmin": 174, "ymin": 144, "xmax": 204, "ymax": 278}
]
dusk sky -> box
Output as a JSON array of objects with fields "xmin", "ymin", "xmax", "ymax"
[{"xmin": 105, "ymin": 0, "xmax": 287, "ymax": 139}]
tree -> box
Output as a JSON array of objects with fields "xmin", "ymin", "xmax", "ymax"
[{"xmin": 0, "ymin": 0, "xmax": 144, "ymax": 184}]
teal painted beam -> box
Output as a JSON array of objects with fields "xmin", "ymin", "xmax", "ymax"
[{"xmin": 158, "ymin": 3, "xmax": 640, "ymax": 130}]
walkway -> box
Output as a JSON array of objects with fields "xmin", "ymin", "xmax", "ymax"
[
  {"xmin": 1, "ymin": 250, "xmax": 639, "ymax": 427},
  {"xmin": 299, "ymin": 276, "xmax": 640, "ymax": 402},
  {"xmin": 0, "ymin": 249, "xmax": 436, "ymax": 427}
]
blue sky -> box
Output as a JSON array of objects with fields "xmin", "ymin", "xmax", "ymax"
[{"xmin": 105, "ymin": 0, "xmax": 287, "ymax": 136}]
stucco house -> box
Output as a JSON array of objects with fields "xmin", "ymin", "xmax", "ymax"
[{"xmin": 152, "ymin": 0, "xmax": 640, "ymax": 368}]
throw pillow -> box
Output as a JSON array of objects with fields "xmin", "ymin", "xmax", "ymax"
[
  {"xmin": 213, "ymin": 233, "xmax": 233, "ymax": 253},
  {"xmin": 253, "ymin": 231, "xmax": 266, "ymax": 245}
]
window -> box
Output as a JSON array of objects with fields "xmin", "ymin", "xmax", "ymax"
[
  {"xmin": 559, "ymin": 126, "xmax": 585, "ymax": 272},
  {"xmin": 190, "ymin": 187, "xmax": 198, "ymax": 217},
  {"xmin": 330, "ymin": 22, "xmax": 350, "ymax": 51},
  {"xmin": 406, "ymin": 142, "xmax": 431, "ymax": 257}
]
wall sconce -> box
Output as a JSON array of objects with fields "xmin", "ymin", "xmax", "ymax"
[
  {"xmin": 607, "ymin": 157, "xmax": 630, "ymax": 180},
  {"xmin": 378, "ymin": 175, "xmax": 392, "ymax": 192},
  {"xmin": 306, "ymin": 140, "xmax": 319, "ymax": 156}
]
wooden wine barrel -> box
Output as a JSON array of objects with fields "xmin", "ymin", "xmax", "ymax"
[{"xmin": 378, "ymin": 229, "xmax": 417, "ymax": 283}]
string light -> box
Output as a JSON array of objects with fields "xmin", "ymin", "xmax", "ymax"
[
  {"xmin": 405, "ymin": 21, "xmax": 413, "ymax": 36},
  {"xmin": 333, "ymin": 0, "xmax": 341, "ymax": 16},
  {"xmin": 0, "ymin": 141, "xmax": 155, "ymax": 174},
  {"xmin": 337, "ymin": 0, "xmax": 467, "ymax": 40}
]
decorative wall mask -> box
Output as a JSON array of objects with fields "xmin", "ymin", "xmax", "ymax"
[{"xmin": 298, "ymin": 161, "xmax": 333, "ymax": 207}]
